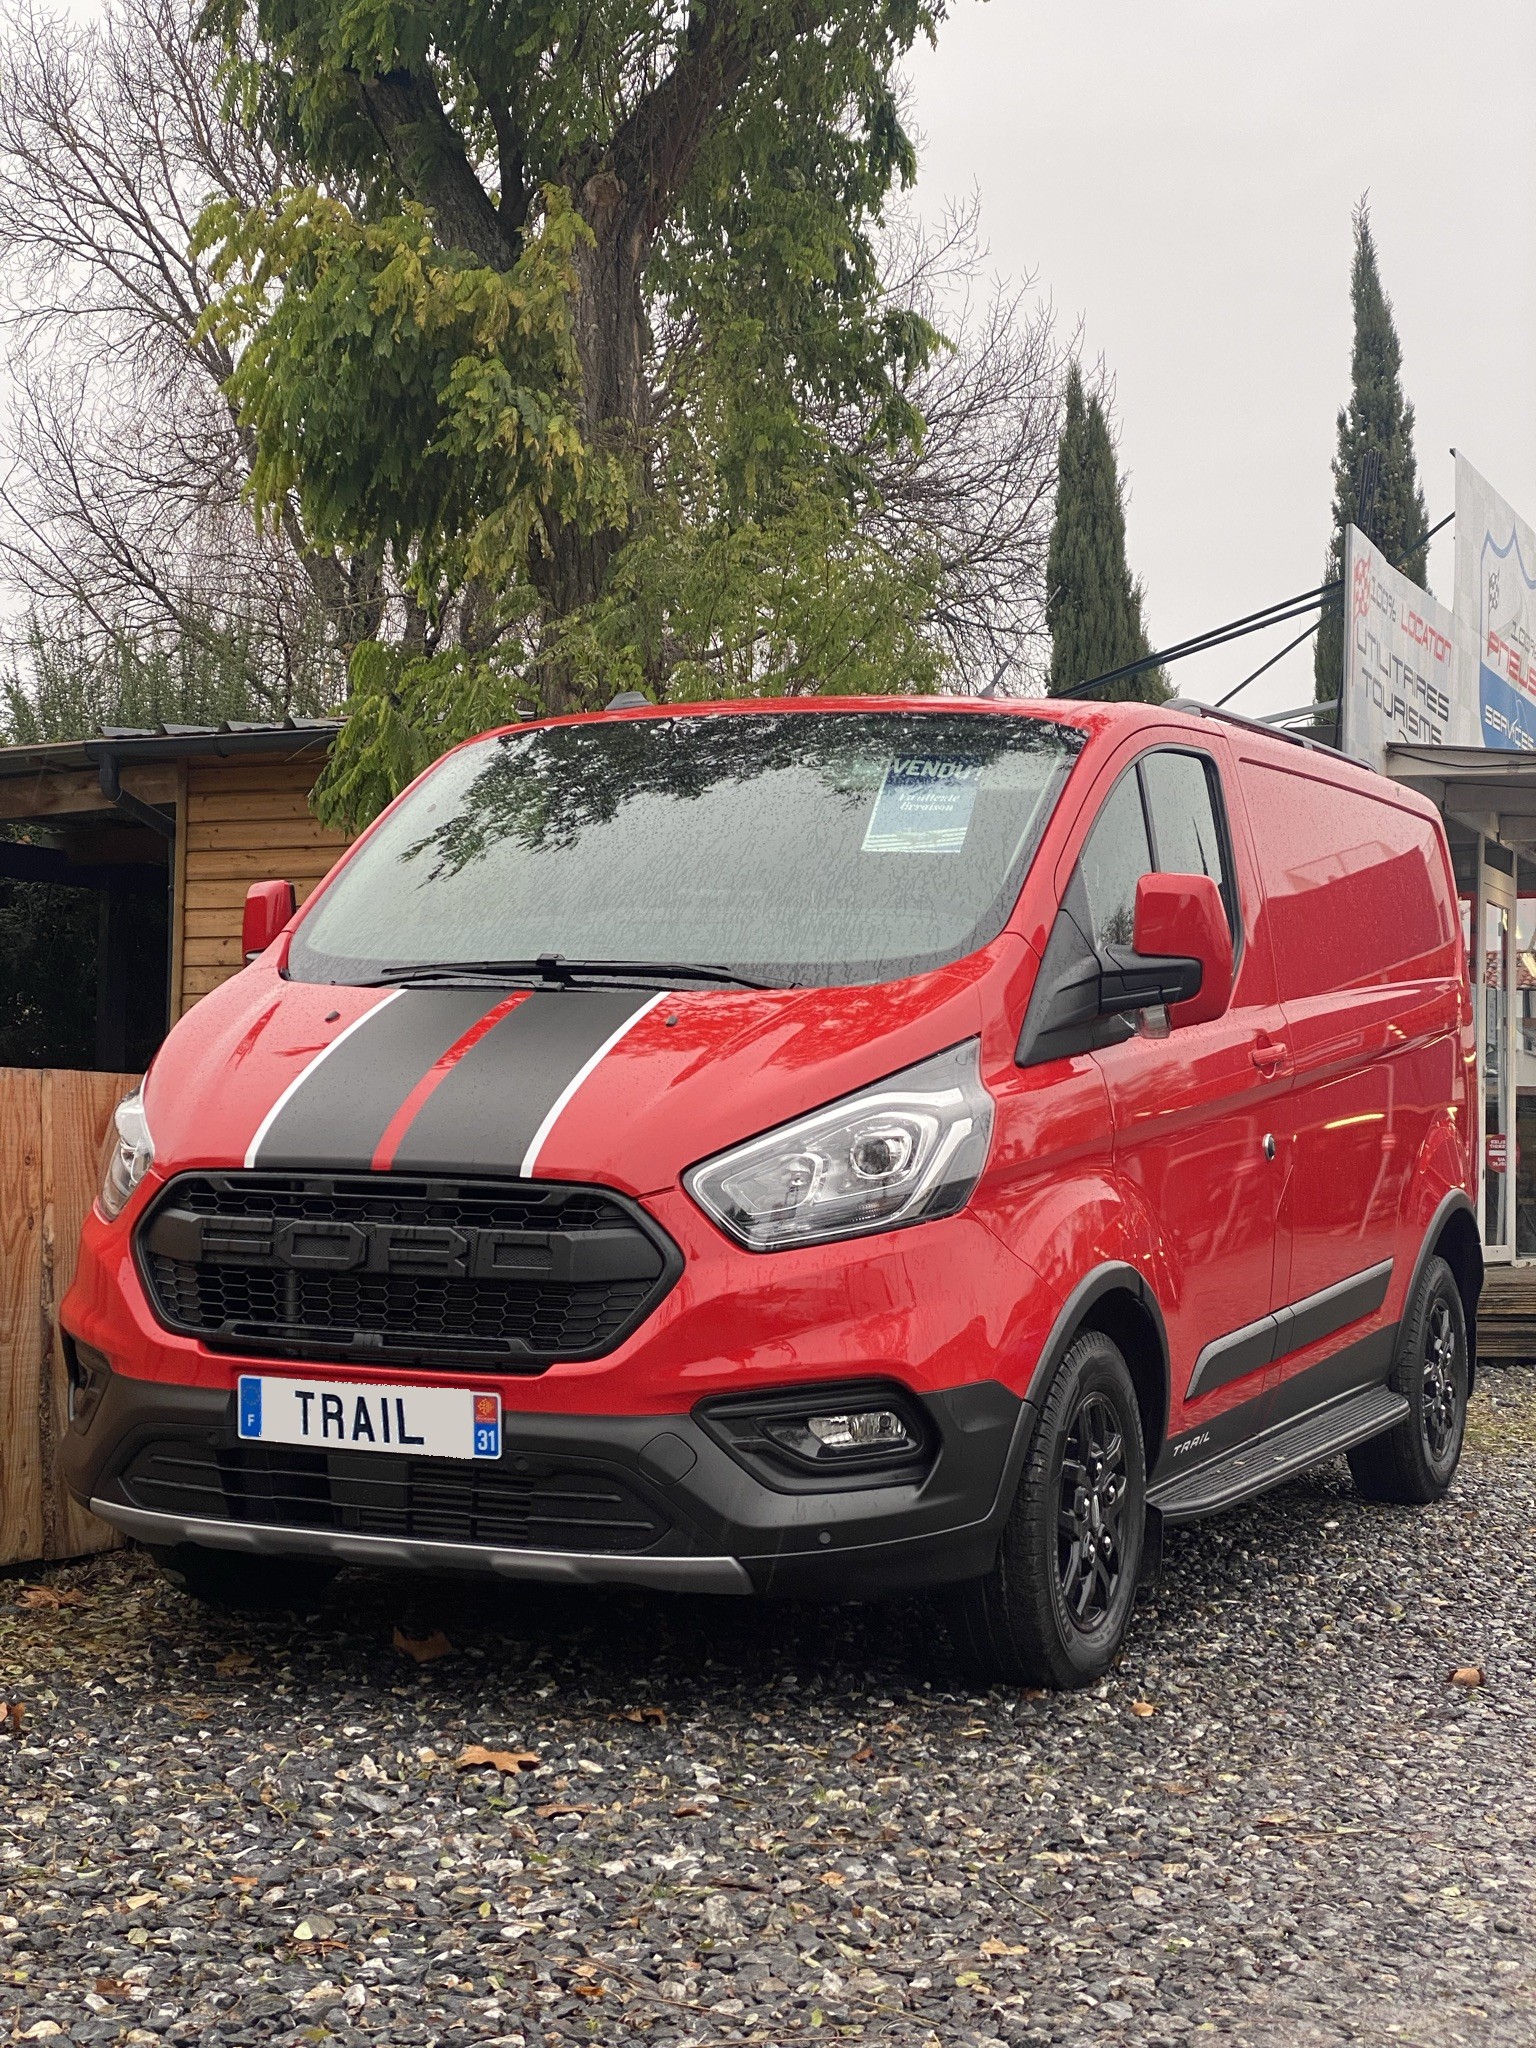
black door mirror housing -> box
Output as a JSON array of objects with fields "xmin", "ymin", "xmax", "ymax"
[{"xmin": 1017, "ymin": 870, "xmax": 1229, "ymax": 1068}]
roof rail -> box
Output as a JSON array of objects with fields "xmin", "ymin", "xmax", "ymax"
[{"xmin": 1163, "ymin": 697, "xmax": 1350, "ymax": 762}]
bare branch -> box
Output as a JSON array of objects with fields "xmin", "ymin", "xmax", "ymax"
[
  {"xmin": 853, "ymin": 199, "xmax": 1068, "ymax": 692},
  {"xmin": 0, "ymin": 0, "xmax": 365, "ymax": 711}
]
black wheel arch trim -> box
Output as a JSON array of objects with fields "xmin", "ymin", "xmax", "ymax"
[
  {"xmin": 1022, "ymin": 1261, "xmax": 1170, "ymax": 1464},
  {"xmin": 1402, "ymin": 1188, "xmax": 1481, "ymax": 1387}
]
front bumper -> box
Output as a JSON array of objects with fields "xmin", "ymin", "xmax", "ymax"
[{"xmin": 65, "ymin": 1359, "xmax": 1033, "ymax": 1600}]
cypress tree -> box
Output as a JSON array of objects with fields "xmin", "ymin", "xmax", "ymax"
[
  {"xmin": 1314, "ymin": 199, "xmax": 1429, "ymax": 702},
  {"xmin": 1046, "ymin": 365, "xmax": 1167, "ymax": 701}
]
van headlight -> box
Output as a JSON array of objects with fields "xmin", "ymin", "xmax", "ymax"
[
  {"xmin": 99, "ymin": 1085, "xmax": 154, "ymax": 1220},
  {"xmin": 685, "ymin": 1041, "xmax": 993, "ymax": 1251}
]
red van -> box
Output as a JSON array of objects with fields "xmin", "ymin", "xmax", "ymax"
[{"xmin": 61, "ymin": 697, "xmax": 1480, "ymax": 1687}]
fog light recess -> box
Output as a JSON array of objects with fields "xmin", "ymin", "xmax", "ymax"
[
  {"xmin": 63, "ymin": 1335, "xmax": 111, "ymax": 1429},
  {"xmin": 695, "ymin": 1381, "xmax": 933, "ymax": 1492}
]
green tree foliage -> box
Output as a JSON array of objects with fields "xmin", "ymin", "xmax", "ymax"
[
  {"xmin": 0, "ymin": 609, "xmax": 317, "ymax": 746},
  {"xmin": 1045, "ymin": 364, "xmax": 1167, "ymax": 702},
  {"xmin": 195, "ymin": 0, "xmax": 960, "ymax": 822},
  {"xmin": 1314, "ymin": 199, "xmax": 1429, "ymax": 703}
]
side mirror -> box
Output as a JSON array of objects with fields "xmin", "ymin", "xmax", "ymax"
[
  {"xmin": 243, "ymin": 878, "xmax": 297, "ymax": 963},
  {"xmin": 1132, "ymin": 873, "xmax": 1234, "ymax": 1027}
]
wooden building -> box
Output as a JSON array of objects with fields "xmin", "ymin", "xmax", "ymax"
[
  {"xmin": 0, "ymin": 721, "xmax": 351, "ymax": 1565},
  {"xmin": 0, "ymin": 719, "xmax": 348, "ymax": 1036}
]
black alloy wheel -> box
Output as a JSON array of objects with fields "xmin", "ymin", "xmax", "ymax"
[
  {"xmin": 1420, "ymin": 1292, "xmax": 1460, "ymax": 1465},
  {"xmin": 1348, "ymin": 1253, "xmax": 1470, "ymax": 1505},
  {"xmin": 1057, "ymin": 1391, "xmax": 1132, "ymax": 1631},
  {"xmin": 951, "ymin": 1329, "xmax": 1147, "ymax": 1689}
]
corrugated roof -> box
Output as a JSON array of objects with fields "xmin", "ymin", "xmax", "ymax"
[{"xmin": 0, "ymin": 717, "xmax": 343, "ymax": 779}]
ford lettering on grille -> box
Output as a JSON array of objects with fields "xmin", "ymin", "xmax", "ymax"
[{"xmin": 135, "ymin": 1172, "xmax": 681, "ymax": 1369}]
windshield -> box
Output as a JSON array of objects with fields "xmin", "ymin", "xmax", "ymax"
[{"xmin": 287, "ymin": 709, "xmax": 1085, "ymax": 990}]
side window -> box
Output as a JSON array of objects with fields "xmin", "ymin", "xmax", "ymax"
[
  {"xmin": 1079, "ymin": 770, "xmax": 1152, "ymax": 953},
  {"xmin": 1141, "ymin": 750, "xmax": 1238, "ymax": 939}
]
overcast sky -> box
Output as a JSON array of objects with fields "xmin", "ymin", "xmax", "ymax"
[{"xmin": 906, "ymin": 0, "xmax": 1536, "ymax": 717}]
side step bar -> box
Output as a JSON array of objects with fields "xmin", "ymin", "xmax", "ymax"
[{"xmin": 1149, "ymin": 1383, "xmax": 1408, "ymax": 1524}]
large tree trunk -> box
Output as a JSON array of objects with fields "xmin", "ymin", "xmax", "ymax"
[
  {"xmin": 353, "ymin": 22, "xmax": 762, "ymax": 705},
  {"xmin": 528, "ymin": 170, "xmax": 653, "ymax": 708}
]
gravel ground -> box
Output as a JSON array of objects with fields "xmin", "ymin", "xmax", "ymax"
[{"xmin": 4, "ymin": 1366, "xmax": 1536, "ymax": 2048}]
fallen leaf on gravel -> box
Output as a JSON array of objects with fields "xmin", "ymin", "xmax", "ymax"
[
  {"xmin": 1131, "ymin": 1700, "xmax": 1158, "ymax": 1718},
  {"xmin": 573, "ymin": 1985, "xmax": 605, "ymax": 1999},
  {"xmin": 17, "ymin": 1586, "xmax": 88, "ymax": 1609},
  {"xmin": 847, "ymin": 1744, "xmax": 874, "ymax": 1763},
  {"xmin": 215, "ymin": 1651, "xmax": 256, "ymax": 1676},
  {"xmin": 1450, "ymin": 1665, "xmax": 1486, "ymax": 1687},
  {"xmin": 123, "ymin": 1892, "xmax": 161, "ymax": 1910},
  {"xmin": 537, "ymin": 1801, "xmax": 597, "ymax": 1818},
  {"xmin": 392, "ymin": 1626, "xmax": 453, "ymax": 1663},
  {"xmin": 230, "ymin": 1876, "xmax": 258, "ymax": 1891},
  {"xmin": 94, "ymin": 1979, "xmax": 125, "ymax": 2000},
  {"xmin": 293, "ymin": 1914, "xmax": 336, "ymax": 1942},
  {"xmin": 454, "ymin": 1743, "xmax": 540, "ymax": 1774},
  {"xmin": 0, "ymin": 1702, "xmax": 24, "ymax": 1735},
  {"xmin": 611, "ymin": 1705, "xmax": 668, "ymax": 1726},
  {"xmin": 980, "ymin": 1939, "xmax": 1027, "ymax": 1957},
  {"xmin": 819, "ymin": 1871, "xmax": 846, "ymax": 1887}
]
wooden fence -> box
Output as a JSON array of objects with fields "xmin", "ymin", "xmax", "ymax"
[{"xmin": 1, "ymin": 1067, "xmax": 136, "ymax": 1566}]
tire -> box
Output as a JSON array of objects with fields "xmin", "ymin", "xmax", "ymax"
[
  {"xmin": 1347, "ymin": 1254, "xmax": 1469, "ymax": 1506},
  {"xmin": 951, "ymin": 1330, "xmax": 1146, "ymax": 1689},
  {"xmin": 149, "ymin": 1543, "xmax": 338, "ymax": 1612}
]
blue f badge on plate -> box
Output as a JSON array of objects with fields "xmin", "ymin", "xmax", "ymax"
[{"xmin": 239, "ymin": 1376, "xmax": 262, "ymax": 1438}]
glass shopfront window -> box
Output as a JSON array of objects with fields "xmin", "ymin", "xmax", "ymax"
[
  {"xmin": 1483, "ymin": 883, "xmax": 1512, "ymax": 1256},
  {"xmin": 1516, "ymin": 857, "xmax": 1536, "ymax": 1260}
]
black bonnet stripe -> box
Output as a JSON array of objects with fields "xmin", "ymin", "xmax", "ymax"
[
  {"xmin": 249, "ymin": 989, "xmax": 507, "ymax": 1173},
  {"xmin": 387, "ymin": 988, "xmax": 663, "ymax": 1178}
]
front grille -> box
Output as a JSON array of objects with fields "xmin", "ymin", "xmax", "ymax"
[
  {"xmin": 120, "ymin": 1440, "xmax": 671, "ymax": 1553},
  {"xmin": 135, "ymin": 1173, "xmax": 680, "ymax": 1369}
]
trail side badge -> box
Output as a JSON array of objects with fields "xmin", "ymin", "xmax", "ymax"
[{"xmin": 862, "ymin": 755, "xmax": 983, "ymax": 853}]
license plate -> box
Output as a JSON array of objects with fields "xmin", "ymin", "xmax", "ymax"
[{"xmin": 237, "ymin": 1376, "xmax": 501, "ymax": 1461}]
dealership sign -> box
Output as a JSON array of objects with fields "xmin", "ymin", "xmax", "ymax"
[
  {"xmin": 1454, "ymin": 453, "xmax": 1536, "ymax": 752},
  {"xmin": 1339, "ymin": 524, "xmax": 1464, "ymax": 773}
]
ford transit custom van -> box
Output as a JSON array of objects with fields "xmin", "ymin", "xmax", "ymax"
[{"xmin": 61, "ymin": 697, "xmax": 1481, "ymax": 1687}]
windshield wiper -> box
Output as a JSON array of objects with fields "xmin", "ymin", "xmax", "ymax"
[
  {"xmin": 363, "ymin": 955, "xmax": 779, "ymax": 991},
  {"xmin": 548, "ymin": 957, "xmax": 781, "ymax": 990}
]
